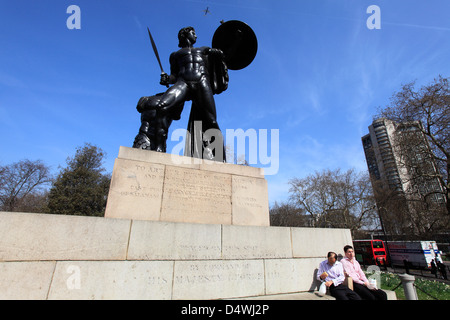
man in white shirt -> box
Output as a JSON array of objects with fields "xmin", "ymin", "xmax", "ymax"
[
  {"xmin": 317, "ymin": 252, "xmax": 361, "ymax": 300},
  {"xmin": 341, "ymin": 245, "xmax": 387, "ymax": 300}
]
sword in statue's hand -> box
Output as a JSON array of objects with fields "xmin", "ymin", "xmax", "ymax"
[{"xmin": 147, "ymin": 27, "xmax": 169, "ymax": 88}]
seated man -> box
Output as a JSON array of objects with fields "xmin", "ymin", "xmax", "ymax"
[
  {"xmin": 341, "ymin": 245, "xmax": 387, "ymax": 300},
  {"xmin": 317, "ymin": 252, "xmax": 361, "ymax": 300}
]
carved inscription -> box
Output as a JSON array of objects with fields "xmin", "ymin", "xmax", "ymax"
[
  {"xmin": 174, "ymin": 261, "xmax": 263, "ymax": 285},
  {"xmin": 222, "ymin": 226, "xmax": 292, "ymax": 259},
  {"xmin": 177, "ymin": 244, "xmax": 221, "ymax": 260},
  {"xmin": 161, "ymin": 167, "xmax": 232, "ymax": 221},
  {"xmin": 223, "ymin": 244, "xmax": 287, "ymax": 259},
  {"xmin": 146, "ymin": 276, "xmax": 169, "ymax": 285},
  {"xmin": 233, "ymin": 177, "xmax": 265, "ymax": 208},
  {"xmin": 231, "ymin": 176, "xmax": 269, "ymax": 226},
  {"xmin": 105, "ymin": 159, "xmax": 165, "ymax": 220},
  {"xmin": 172, "ymin": 260, "xmax": 265, "ymax": 299},
  {"xmin": 143, "ymin": 244, "xmax": 222, "ymax": 260},
  {"xmin": 119, "ymin": 164, "xmax": 165, "ymax": 199},
  {"xmin": 234, "ymin": 196, "xmax": 263, "ymax": 209}
]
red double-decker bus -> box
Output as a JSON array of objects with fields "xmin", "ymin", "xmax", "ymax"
[{"xmin": 353, "ymin": 239, "xmax": 388, "ymax": 266}]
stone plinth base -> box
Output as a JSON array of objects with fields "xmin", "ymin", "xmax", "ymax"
[
  {"xmin": 104, "ymin": 147, "xmax": 270, "ymax": 227},
  {"xmin": 0, "ymin": 211, "xmax": 353, "ymax": 300}
]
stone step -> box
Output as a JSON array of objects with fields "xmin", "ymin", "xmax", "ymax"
[{"xmin": 230, "ymin": 289, "xmax": 397, "ymax": 300}]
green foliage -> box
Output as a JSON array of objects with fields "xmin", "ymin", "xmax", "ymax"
[
  {"xmin": 378, "ymin": 272, "xmax": 450, "ymax": 300},
  {"xmin": 46, "ymin": 143, "xmax": 111, "ymax": 216},
  {"xmin": 379, "ymin": 272, "xmax": 406, "ymax": 300}
]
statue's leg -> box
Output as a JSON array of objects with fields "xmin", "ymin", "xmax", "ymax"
[
  {"xmin": 133, "ymin": 113, "xmax": 152, "ymax": 150},
  {"xmin": 154, "ymin": 116, "xmax": 173, "ymax": 153},
  {"xmin": 194, "ymin": 77, "xmax": 225, "ymax": 162},
  {"xmin": 195, "ymin": 77, "xmax": 219, "ymax": 128},
  {"xmin": 151, "ymin": 82, "xmax": 188, "ymax": 153},
  {"xmin": 156, "ymin": 81, "xmax": 188, "ymax": 112}
]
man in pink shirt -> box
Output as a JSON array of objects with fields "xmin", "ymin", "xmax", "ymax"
[{"xmin": 341, "ymin": 245, "xmax": 387, "ymax": 300}]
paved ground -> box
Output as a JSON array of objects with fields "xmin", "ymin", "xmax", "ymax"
[
  {"xmin": 228, "ymin": 290, "xmax": 397, "ymax": 300},
  {"xmin": 228, "ymin": 292, "xmax": 336, "ymax": 300}
]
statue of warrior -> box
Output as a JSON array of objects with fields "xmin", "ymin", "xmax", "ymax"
[{"xmin": 133, "ymin": 21, "xmax": 257, "ymax": 162}]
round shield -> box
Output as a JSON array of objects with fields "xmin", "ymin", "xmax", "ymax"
[{"xmin": 212, "ymin": 20, "xmax": 257, "ymax": 70}]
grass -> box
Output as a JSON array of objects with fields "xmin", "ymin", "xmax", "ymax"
[{"xmin": 378, "ymin": 272, "xmax": 450, "ymax": 300}]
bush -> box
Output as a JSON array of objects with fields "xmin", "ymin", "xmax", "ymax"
[{"xmin": 46, "ymin": 143, "xmax": 110, "ymax": 216}]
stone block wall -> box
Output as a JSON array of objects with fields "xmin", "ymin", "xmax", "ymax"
[{"xmin": 0, "ymin": 211, "xmax": 353, "ymax": 300}]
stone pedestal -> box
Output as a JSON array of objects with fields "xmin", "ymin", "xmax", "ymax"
[{"xmin": 105, "ymin": 147, "xmax": 270, "ymax": 227}]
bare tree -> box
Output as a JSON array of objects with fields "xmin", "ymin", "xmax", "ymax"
[
  {"xmin": 378, "ymin": 75, "xmax": 449, "ymax": 215},
  {"xmin": 269, "ymin": 201, "xmax": 308, "ymax": 227},
  {"xmin": 0, "ymin": 160, "xmax": 52, "ymax": 212},
  {"xmin": 288, "ymin": 169, "xmax": 378, "ymax": 235},
  {"xmin": 371, "ymin": 179, "xmax": 413, "ymax": 238}
]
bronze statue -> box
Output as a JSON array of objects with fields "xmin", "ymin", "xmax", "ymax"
[
  {"xmin": 133, "ymin": 93, "xmax": 183, "ymax": 152},
  {"xmin": 133, "ymin": 21, "xmax": 257, "ymax": 162}
]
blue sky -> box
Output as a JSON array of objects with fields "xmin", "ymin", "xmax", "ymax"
[{"xmin": 1, "ymin": 0, "xmax": 449, "ymax": 206}]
